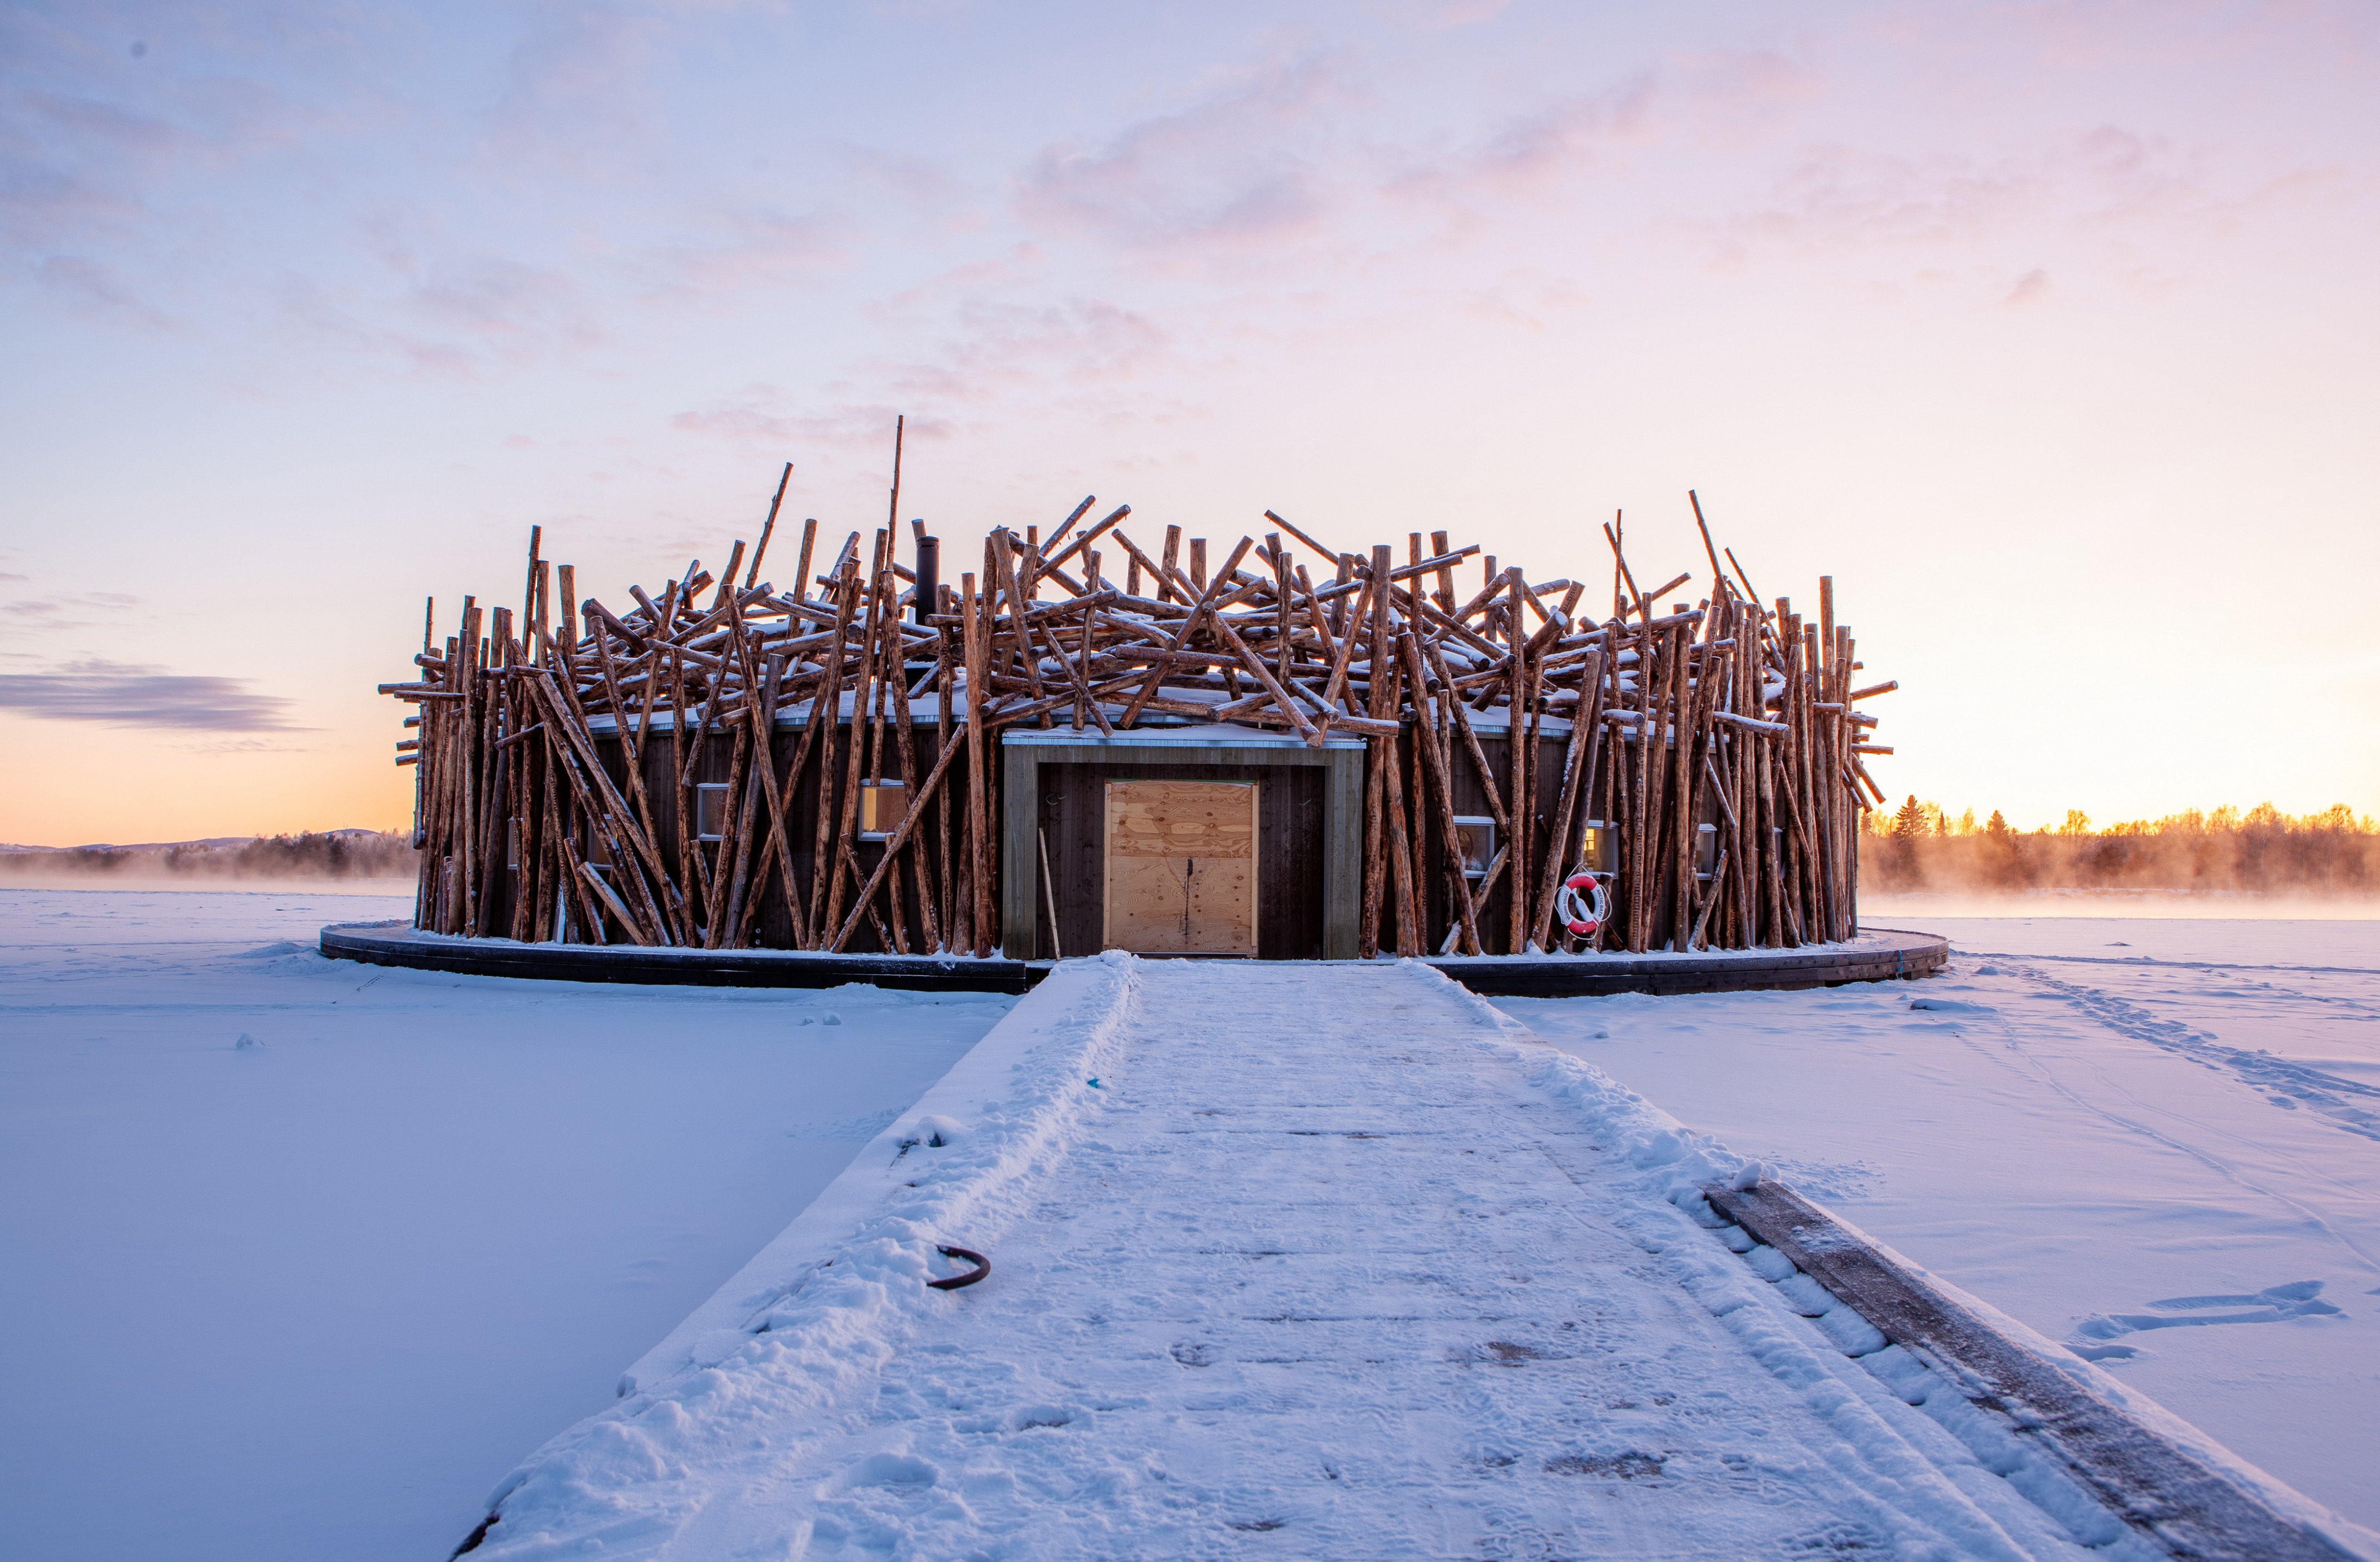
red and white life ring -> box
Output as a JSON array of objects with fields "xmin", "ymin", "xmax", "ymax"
[{"xmin": 1556, "ymin": 871, "xmax": 1610, "ymax": 939}]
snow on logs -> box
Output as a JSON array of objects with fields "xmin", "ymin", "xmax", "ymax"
[{"xmin": 379, "ymin": 482, "xmax": 1889, "ymax": 960}]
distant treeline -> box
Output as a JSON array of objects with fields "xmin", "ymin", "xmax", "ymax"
[
  {"xmin": 1860, "ymin": 801, "xmax": 2379, "ymax": 896},
  {"xmin": 1, "ymin": 831, "xmax": 419, "ymax": 882}
]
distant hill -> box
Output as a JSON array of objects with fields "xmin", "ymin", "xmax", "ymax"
[
  {"xmin": 4, "ymin": 836, "xmax": 271, "ymax": 853},
  {"xmin": 0, "ymin": 830, "xmax": 418, "ymax": 881}
]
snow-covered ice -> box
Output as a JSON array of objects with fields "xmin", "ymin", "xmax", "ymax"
[
  {"xmin": 10, "ymin": 891, "xmax": 2374, "ymax": 1559},
  {"xmin": 0, "ymin": 888, "xmax": 1013, "ymax": 1561},
  {"xmin": 467, "ymin": 955, "xmax": 2354, "ymax": 1560},
  {"xmin": 1512, "ymin": 915, "xmax": 2380, "ymax": 1534}
]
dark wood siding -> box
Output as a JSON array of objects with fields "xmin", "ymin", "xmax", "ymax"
[
  {"xmin": 1405, "ymin": 729, "xmax": 1577, "ymax": 953},
  {"xmin": 586, "ymin": 720, "xmax": 964, "ymax": 954},
  {"xmin": 550, "ymin": 717, "xmax": 1630, "ymax": 956}
]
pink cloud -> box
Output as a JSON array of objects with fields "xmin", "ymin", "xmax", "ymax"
[
  {"xmin": 482, "ymin": 4, "xmax": 670, "ymax": 169},
  {"xmin": 634, "ymin": 204, "xmax": 850, "ymax": 300},
  {"xmin": 2003, "ymin": 266, "xmax": 2050, "ymax": 305},
  {"xmin": 672, "ymin": 385, "xmax": 806, "ymax": 444},
  {"xmin": 266, "ymin": 254, "xmax": 600, "ymax": 381},
  {"xmin": 20, "ymin": 89, "xmax": 178, "ymax": 155},
  {"xmin": 672, "ymin": 387, "xmax": 954, "ymax": 451},
  {"xmin": 1015, "ymin": 56, "xmax": 1342, "ymax": 249},
  {"xmin": 407, "ymin": 255, "xmax": 601, "ymax": 363},
  {"xmin": 1384, "ymin": 46, "xmax": 1815, "ymax": 212},
  {"xmin": 1710, "ymin": 118, "xmax": 2294, "ymax": 282},
  {"xmin": 35, "ymin": 254, "xmax": 169, "ymax": 326},
  {"xmin": 836, "ymin": 143, "xmax": 967, "ymax": 209},
  {"xmin": 1736, "ymin": 143, "xmax": 2043, "ymax": 250},
  {"xmin": 875, "ymin": 298, "xmax": 1167, "ymax": 405},
  {"xmin": 0, "ymin": 5, "xmax": 355, "ymax": 260},
  {"xmin": 1444, "ymin": 74, "xmax": 1656, "ymax": 194},
  {"xmin": 880, "ymin": 246, "xmax": 1047, "ymax": 316}
]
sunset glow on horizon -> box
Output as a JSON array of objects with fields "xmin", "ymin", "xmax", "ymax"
[{"xmin": 4, "ymin": 1, "xmax": 2375, "ymax": 847}]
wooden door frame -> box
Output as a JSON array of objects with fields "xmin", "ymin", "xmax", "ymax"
[{"xmin": 999, "ymin": 729, "xmax": 1365, "ymax": 961}]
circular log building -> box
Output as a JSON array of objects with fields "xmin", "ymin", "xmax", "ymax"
[{"xmin": 381, "ymin": 472, "xmax": 1896, "ymax": 965}]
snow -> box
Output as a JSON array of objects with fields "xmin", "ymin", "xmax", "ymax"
[
  {"xmin": 0, "ymin": 888, "xmax": 1014, "ymax": 1562},
  {"xmin": 1509, "ymin": 915, "xmax": 2380, "ymax": 1533},
  {"xmin": 1002, "ymin": 724, "xmax": 1364, "ymax": 748},
  {"xmin": 10, "ymin": 891, "xmax": 2375, "ymax": 1559},
  {"xmin": 462, "ymin": 956, "xmax": 2355, "ymax": 1560},
  {"xmin": 1431, "ymin": 926, "xmax": 1917, "ymax": 964}
]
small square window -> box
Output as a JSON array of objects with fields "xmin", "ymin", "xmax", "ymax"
[
  {"xmin": 1580, "ymin": 820, "xmax": 1620, "ymax": 875},
  {"xmin": 1450, "ymin": 815, "xmax": 1496, "ymax": 878},
  {"xmin": 1695, "ymin": 821, "xmax": 1718, "ymax": 877},
  {"xmin": 695, "ymin": 783, "xmax": 731, "ymax": 841},
  {"xmin": 859, "ymin": 780, "xmax": 908, "ymax": 839}
]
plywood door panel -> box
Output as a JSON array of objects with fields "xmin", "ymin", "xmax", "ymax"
[
  {"xmin": 1102, "ymin": 781, "xmax": 1258, "ymax": 954},
  {"xmin": 1038, "ymin": 764, "xmax": 1324, "ymax": 960}
]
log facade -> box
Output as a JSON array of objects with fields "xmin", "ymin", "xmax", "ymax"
[{"xmin": 382, "ymin": 473, "xmax": 1893, "ymax": 961}]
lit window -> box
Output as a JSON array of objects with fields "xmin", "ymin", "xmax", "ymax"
[
  {"xmin": 1580, "ymin": 820, "xmax": 1620, "ymax": 875},
  {"xmin": 859, "ymin": 780, "xmax": 908, "ymax": 839}
]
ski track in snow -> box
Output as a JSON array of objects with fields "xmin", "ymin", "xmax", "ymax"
[
  {"xmin": 1916, "ymin": 969, "xmax": 2380, "ymax": 1280},
  {"xmin": 1959, "ymin": 952, "xmax": 2380, "ymax": 982},
  {"xmin": 1982, "ymin": 959, "xmax": 2380, "ymax": 1143},
  {"xmin": 1513, "ymin": 916, "xmax": 2380, "ymax": 1537},
  {"xmin": 479, "ymin": 958, "xmax": 2164, "ymax": 1561}
]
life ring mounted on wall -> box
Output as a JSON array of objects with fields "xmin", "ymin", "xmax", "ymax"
[{"xmin": 1556, "ymin": 871, "xmax": 1611, "ymax": 939}]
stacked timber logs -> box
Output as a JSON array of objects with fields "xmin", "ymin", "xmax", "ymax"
[{"xmin": 382, "ymin": 473, "xmax": 1895, "ymax": 958}]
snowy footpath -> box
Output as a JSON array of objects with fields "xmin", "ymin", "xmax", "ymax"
[{"xmin": 471, "ymin": 956, "xmax": 2311, "ymax": 1561}]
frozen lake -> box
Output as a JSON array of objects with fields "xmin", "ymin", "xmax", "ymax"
[
  {"xmin": 1512, "ymin": 913, "xmax": 2380, "ymax": 1532},
  {"xmin": 4, "ymin": 890, "xmax": 2374, "ymax": 1555},
  {"xmin": 0, "ymin": 888, "xmax": 1014, "ymax": 1561}
]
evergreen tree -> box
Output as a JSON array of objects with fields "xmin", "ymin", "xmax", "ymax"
[{"xmin": 1979, "ymin": 808, "xmax": 2031, "ymax": 887}]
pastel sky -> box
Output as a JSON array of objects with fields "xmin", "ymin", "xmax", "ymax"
[{"xmin": 4, "ymin": 1, "xmax": 2375, "ymax": 845}]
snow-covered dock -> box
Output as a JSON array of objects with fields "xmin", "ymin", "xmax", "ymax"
[{"xmin": 466, "ymin": 956, "xmax": 2368, "ymax": 1560}]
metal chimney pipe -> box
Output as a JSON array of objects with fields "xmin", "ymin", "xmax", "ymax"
[{"xmin": 913, "ymin": 529, "xmax": 939, "ymax": 625}]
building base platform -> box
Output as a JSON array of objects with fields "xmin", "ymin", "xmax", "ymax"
[{"xmin": 318, "ymin": 922, "xmax": 1948, "ymax": 998}]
